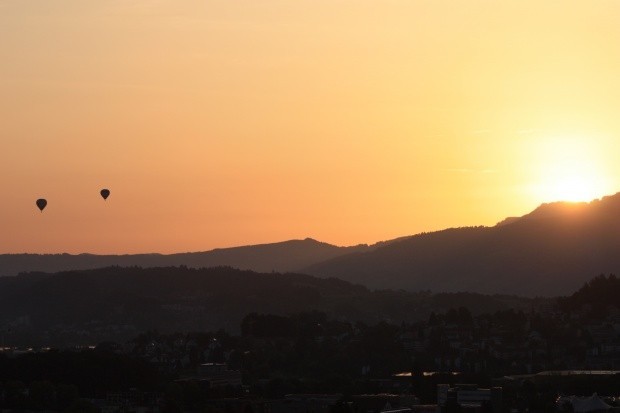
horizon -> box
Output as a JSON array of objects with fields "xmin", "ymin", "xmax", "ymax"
[
  {"xmin": 3, "ymin": 1, "xmax": 620, "ymax": 254},
  {"xmin": 3, "ymin": 191, "xmax": 617, "ymax": 255}
]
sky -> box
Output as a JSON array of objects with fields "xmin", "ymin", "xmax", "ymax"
[{"xmin": 1, "ymin": 0, "xmax": 620, "ymax": 254}]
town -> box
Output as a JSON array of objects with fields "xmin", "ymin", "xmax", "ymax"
[{"xmin": 1, "ymin": 275, "xmax": 620, "ymax": 412}]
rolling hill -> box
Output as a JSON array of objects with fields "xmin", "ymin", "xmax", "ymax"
[
  {"xmin": 0, "ymin": 266, "xmax": 531, "ymax": 346},
  {"xmin": 0, "ymin": 238, "xmax": 368, "ymax": 277},
  {"xmin": 304, "ymin": 193, "xmax": 620, "ymax": 296},
  {"xmin": 5, "ymin": 194, "xmax": 620, "ymax": 297}
]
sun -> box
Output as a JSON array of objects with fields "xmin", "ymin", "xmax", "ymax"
[
  {"xmin": 541, "ymin": 172, "xmax": 605, "ymax": 203},
  {"xmin": 531, "ymin": 136, "xmax": 611, "ymax": 203}
]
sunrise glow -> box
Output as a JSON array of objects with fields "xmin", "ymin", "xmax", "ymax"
[
  {"xmin": 531, "ymin": 136, "xmax": 612, "ymax": 203},
  {"xmin": 1, "ymin": 1, "xmax": 620, "ymax": 253},
  {"xmin": 539, "ymin": 174, "xmax": 606, "ymax": 203}
]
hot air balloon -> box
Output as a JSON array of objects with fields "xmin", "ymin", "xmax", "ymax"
[
  {"xmin": 100, "ymin": 189, "xmax": 110, "ymax": 200},
  {"xmin": 36, "ymin": 199, "xmax": 47, "ymax": 212}
]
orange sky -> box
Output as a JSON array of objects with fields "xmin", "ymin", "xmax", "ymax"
[{"xmin": 2, "ymin": 1, "xmax": 620, "ymax": 253}]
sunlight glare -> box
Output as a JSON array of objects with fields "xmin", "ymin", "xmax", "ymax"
[
  {"xmin": 542, "ymin": 172, "xmax": 604, "ymax": 202},
  {"xmin": 532, "ymin": 136, "xmax": 610, "ymax": 203}
]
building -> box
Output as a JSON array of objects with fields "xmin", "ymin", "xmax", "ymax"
[
  {"xmin": 268, "ymin": 394, "xmax": 342, "ymax": 413},
  {"xmin": 438, "ymin": 384, "xmax": 502, "ymax": 413},
  {"xmin": 176, "ymin": 362, "xmax": 243, "ymax": 390},
  {"xmin": 196, "ymin": 363, "xmax": 243, "ymax": 388}
]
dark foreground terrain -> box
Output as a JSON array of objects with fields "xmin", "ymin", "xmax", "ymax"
[
  {"xmin": 1, "ymin": 274, "xmax": 620, "ymax": 412},
  {"xmin": 0, "ymin": 266, "xmax": 533, "ymax": 346}
]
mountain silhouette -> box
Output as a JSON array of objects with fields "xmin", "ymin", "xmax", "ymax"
[
  {"xmin": 304, "ymin": 193, "xmax": 620, "ymax": 296},
  {"xmin": 0, "ymin": 239, "xmax": 368, "ymax": 277},
  {"xmin": 4, "ymin": 193, "xmax": 620, "ymax": 296}
]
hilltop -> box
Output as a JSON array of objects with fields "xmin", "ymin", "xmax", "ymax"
[{"xmin": 305, "ymin": 193, "xmax": 620, "ymax": 296}]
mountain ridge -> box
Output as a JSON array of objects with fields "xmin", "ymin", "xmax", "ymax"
[
  {"xmin": 4, "ymin": 193, "xmax": 620, "ymax": 296},
  {"xmin": 0, "ymin": 238, "xmax": 369, "ymax": 277},
  {"xmin": 305, "ymin": 193, "xmax": 620, "ymax": 296},
  {"xmin": 0, "ymin": 266, "xmax": 535, "ymax": 346}
]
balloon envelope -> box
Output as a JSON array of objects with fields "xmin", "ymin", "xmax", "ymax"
[
  {"xmin": 100, "ymin": 189, "xmax": 110, "ymax": 200},
  {"xmin": 36, "ymin": 199, "xmax": 47, "ymax": 212}
]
